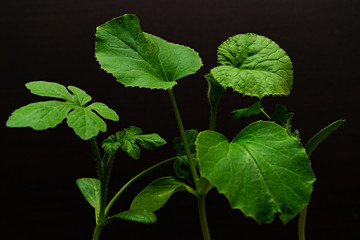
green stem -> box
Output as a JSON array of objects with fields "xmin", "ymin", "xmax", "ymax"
[
  {"xmin": 298, "ymin": 206, "xmax": 308, "ymax": 240},
  {"xmin": 209, "ymin": 104, "xmax": 218, "ymax": 131},
  {"xmin": 198, "ymin": 197, "xmax": 211, "ymax": 240},
  {"xmin": 92, "ymin": 225, "xmax": 103, "ymax": 240},
  {"xmin": 91, "ymin": 137, "xmax": 103, "ymax": 174},
  {"xmin": 260, "ymin": 108, "xmax": 271, "ymax": 120},
  {"xmin": 168, "ymin": 88, "xmax": 199, "ymax": 185},
  {"xmin": 104, "ymin": 156, "xmax": 176, "ymax": 216}
]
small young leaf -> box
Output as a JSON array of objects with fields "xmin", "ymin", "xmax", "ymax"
[
  {"xmin": 115, "ymin": 126, "xmax": 166, "ymax": 159},
  {"xmin": 110, "ymin": 209, "xmax": 157, "ymax": 224},
  {"xmin": 130, "ymin": 176, "xmax": 197, "ymax": 212},
  {"xmin": 136, "ymin": 134, "xmax": 167, "ymax": 150},
  {"xmin": 210, "ymin": 33, "xmax": 293, "ymax": 99},
  {"xmin": 305, "ymin": 120, "xmax": 345, "ymax": 157},
  {"xmin": 174, "ymin": 129, "xmax": 198, "ymax": 155},
  {"xmin": 196, "ymin": 121, "xmax": 315, "ymax": 224},
  {"xmin": 232, "ymin": 101, "xmax": 262, "ymax": 121},
  {"xmin": 95, "ymin": 14, "xmax": 202, "ymax": 90},
  {"xmin": 6, "ymin": 101, "xmax": 73, "ymax": 130},
  {"xmin": 102, "ymin": 135, "xmax": 121, "ymax": 154},
  {"xmin": 173, "ymin": 154, "xmax": 199, "ymax": 185},
  {"xmin": 76, "ymin": 178, "xmax": 101, "ymax": 219},
  {"xmin": 25, "ymin": 81, "xmax": 73, "ymax": 101}
]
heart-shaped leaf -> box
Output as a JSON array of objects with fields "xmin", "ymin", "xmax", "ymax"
[
  {"xmin": 95, "ymin": 14, "xmax": 202, "ymax": 90},
  {"xmin": 196, "ymin": 121, "xmax": 315, "ymax": 224},
  {"xmin": 210, "ymin": 33, "xmax": 293, "ymax": 99}
]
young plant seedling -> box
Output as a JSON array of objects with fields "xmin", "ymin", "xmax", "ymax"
[{"xmin": 7, "ymin": 13, "xmax": 344, "ymax": 240}]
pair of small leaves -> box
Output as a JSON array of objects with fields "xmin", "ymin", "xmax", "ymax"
[
  {"xmin": 102, "ymin": 126, "xmax": 166, "ymax": 159},
  {"xmin": 209, "ymin": 33, "xmax": 293, "ymax": 99},
  {"xmin": 95, "ymin": 14, "xmax": 202, "ymax": 90},
  {"xmin": 76, "ymin": 178, "xmax": 156, "ymax": 224},
  {"xmin": 196, "ymin": 121, "xmax": 315, "ymax": 224},
  {"xmin": 6, "ymin": 81, "xmax": 119, "ymax": 140},
  {"xmin": 173, "ymin": 129, "xmax": 199, "ymax": 185}
]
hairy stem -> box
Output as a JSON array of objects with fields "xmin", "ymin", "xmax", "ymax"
[
  {"xmin": 298, "ymin": 206, "xmax": 308, "ymax": 240},
  {"xmin": 105, "ymin": 156, "xmax": 176, "ymax": 216},
  {"xmin": 198, "ymin": 196, "xmax": 211, "ymax": 240},
  {"xmin": 168, "ymin": 88, "xmax": 199, "ymax": 185}
]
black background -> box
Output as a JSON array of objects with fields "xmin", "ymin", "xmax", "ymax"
[{"xmin": 1, "ymin": 0, "xmax": 359, "ymax": 239}]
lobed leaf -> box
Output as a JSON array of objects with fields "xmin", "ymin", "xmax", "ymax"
[
  {"xmin": 130, "ymin": 176, "xmax": 197, "ymax": 212},
  {"xmin": 115, "ymin": 126, "xmax": 166, "ymax": 159},
  {"xmin": 110, "ymin": 209, "xmax": 157, "ymax": 224},
  {"xmin": 210, "ymin": 33, "xmax": 293, "ymax": 99},
  {"xmin": 305, "ymin": 120, "xmax": 345, "ymax": 157},
  {"xmin": 6, "ymin": 81, "xmax": 119, "ymax": 140},
  {"xmin": 95, "ymin": 14, "xmax": 202, "ymax": 90},
  {"xmin": 196, "ymin": 121, "xmax": 315, "ymax": 224},
  {"xmin": 6, "ymin": 101, "xmax": 73, "ymax": 130}
]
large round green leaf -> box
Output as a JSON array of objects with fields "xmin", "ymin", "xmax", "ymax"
[
  {"xmin": 196, "ymin": 121, "xmax": 315, "ymax": 224},
  {"xmin": 95, "ymin": 14, "xmax": 202, "ymax": 89},
  {"xmin": 210, "ymin": 33, "xmax": 293, "ymax": 99}
]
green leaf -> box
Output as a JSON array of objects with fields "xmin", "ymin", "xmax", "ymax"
[
  {"xmin": 270, "ymin": 104, "xmax": 294, "ymax": 131},
  {"xmin": 6, "ymin": 81, "xmax": 119, "ymax": 140},
  {"xmin": 110, "ymin": 209, "xmax": 157, "ymax": 224},
  {"xmin": 88, "ymin": 102, "xmax": 119, "ymax": 121},
  {"xmin": 196, "ymin": 121, "xmax": 315, "ymax": 224},
  {"xmin": 6, "ymin": 101, "xmax": 73, "ymax": 130},
  {"xmin": 173, "ymin": 154, "xmax": 199, "ymax": 185},
  {"xmin": 67, "ymin": 107, "xmax": 107, "ymax": 141},
  {"xmin": 25, "ymin": 81, "xmax": 73, "ymax": 101},
  {"xmin": 76, "ymin": 178, "xmax": 101, "ymax": 219},
  {"xmin": 115, "ymin": 126, "xmax": 166, "ymax": 159},
  {"xmin": 136, "ymin": 134, "xmax": 167, "ymax": 150},
  {"xmin": 95, "ymin": 14, "xmax": 202, "ymax": 90},
  {"xmin": 130, "ymin": 176, "xmax": 197, "ymax": 212},
  {"xmin": 210, "ymin": 33, "xmax": 293, "ymax": 99},
  {"xmin": 305, "ymin": 120, "xmax": 345, "ymax": 157},
  {"xmin": 232, "ymin": 101, "xmax": 262, "ymax": 120},
  {"xmin": 102, "ymin": 135, "xmax": 121, "ymax": 154},
  {"xmin": 173, "ymin": 129, "xmax": 199, "ymax": 184},
  {"xmin": 67, "ymin": 86, "xmax": 92, "ymax": 107},
  {"xmin": 174, "ymin": 129, "xmax": 198, "ymax": 155}
]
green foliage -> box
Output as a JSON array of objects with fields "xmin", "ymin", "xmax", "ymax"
[
  {"xmin": 6, "ymin": 81, "xmax": 119, "ymax": 140},
  {"xmin": 76, "ymin": 178, "xmax": 101, "ymax": 220},
  {"xmin": 102, "ymin": 126, "xmax": 166, "ymax": 159},
  {"xmin": 173, "ymin": 130, "xmax": 199, "ymax": 185},
  {"xmin": 306, "ymin": 120, "xmax": 345, "ymax": 157},
  {"xmin": 110, "ymin": 209, "xmax": 157, "ymax": 224},
  {"xmin": 95, "ymin": 14, "xmax": 202, "ymax": 90},
  {"xmin": 210, "ymin": 33, "xmax": 293, "ymax": 99},
  {"xmin": 131, "ymin": 176, "xmax": 197, "ymax": 212},
  {"xmin": 196, "ymin": 121, "xmax": 316, "ymax": 224},
  {"xmin": 206, "ymin": 73, "xmax": 225, "ymax": 109},
  {"xmin": 232, "ymin": 101, "xmax": 263, "ymax": 120}
]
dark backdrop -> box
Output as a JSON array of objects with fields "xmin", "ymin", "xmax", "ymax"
[{"xmin": 1, "ymin": 0, "xmax": 359, "ymax": 239}]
